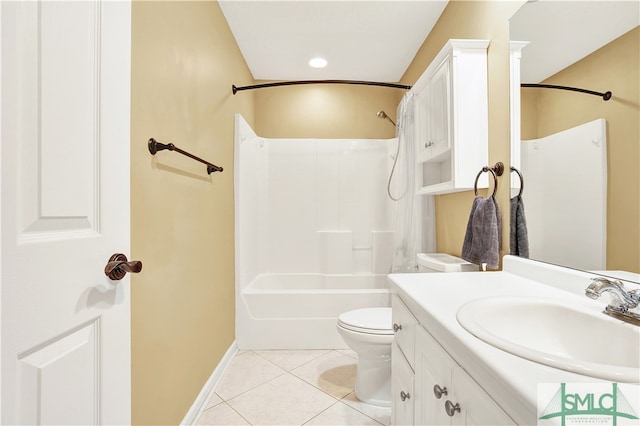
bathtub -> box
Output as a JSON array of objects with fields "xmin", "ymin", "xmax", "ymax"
[{"xmin": 236, "ymin": 273, "xmax": 390, "ymax": 349}]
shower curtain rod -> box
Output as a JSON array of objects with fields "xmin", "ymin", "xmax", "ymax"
[
  {"xmin": 233, "ymin": 81, "xmax": 610, "ymax": 100},
  {"xmin": 232, "ymin": 80, "xmax": 412, "ymax": 94},
  {"xmin": 521, "ymin": 83, "xmax": 612, "ymax": 101}
]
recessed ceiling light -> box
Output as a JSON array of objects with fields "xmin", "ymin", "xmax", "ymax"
[{"xmin": 309, "ymin": 57, "xmax": 328, "ymax": 68}]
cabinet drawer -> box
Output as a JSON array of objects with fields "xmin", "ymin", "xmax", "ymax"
[
  {"xmin": 391, "ymin": 343, "xmax": 414, "ymax": 426},
  {"xmin": 392, "ymin": 294, "xmax": 418, "ymax": 368}
]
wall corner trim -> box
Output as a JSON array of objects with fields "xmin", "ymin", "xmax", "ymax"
[{"xmin": 180, "ymin": 341, "xmax": 238, "ymax": 425}]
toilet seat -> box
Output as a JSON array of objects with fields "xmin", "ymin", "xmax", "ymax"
[{"xmin": 337, "ymin": 307, "xmax": 392, "ymax": 335}]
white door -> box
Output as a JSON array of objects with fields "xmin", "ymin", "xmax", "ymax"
[{"xmin": 1, "ymin": 1, "xmax": 132, "ymax": 424}]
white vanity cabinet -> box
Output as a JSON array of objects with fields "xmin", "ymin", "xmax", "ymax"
[
  {"xmin": 391, "ymin": 295, "xmax": 418, "ymax": 367},
  {"xmin": 391, "ymin": 343, "xmax": 415, "ymax": 425},
  {"xmin": 391, "ymin": 295, "xmax": 418, "ymax": 425},
  {"xmin": 412, "ymin": 39, "xmax": 490, "ymax": 195},
  {"xmin": 391, "ymin": 294, "xmax": 515, "ymax": 426},
  {"xmin": 414, "ymin": 325, "xmax": 515, "ymax": 426}
]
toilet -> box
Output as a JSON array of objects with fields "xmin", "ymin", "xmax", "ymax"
[
  {"xmin": 337, "ymin": 307, "xmax": 393, "ymax": 406},
  {"xmin": 336, "ymin": 253, "xmax": 475, "ymax": 407},
  {"xmin": 416, "ymin": 252, "xmax": 478, "ymax": 273}
]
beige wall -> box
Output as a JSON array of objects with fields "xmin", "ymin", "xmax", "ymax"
[
  {"xmin": 401, "ymin": 1, "xmax": 525, "ymax": 265},
  {"xmin": 255, "ymin": 84, "xmax": 403, "ymax": 139},
  {"xmin": 254, "ymin": 2, "xmax": 525, "ymax": 266},
  {"xmin": 130, "ymin": 2, "xmax": 255, "ymax": 424},
  {"xmin": 128, "ymin": 1, "xmax": 584, "ymax": 423},
  {"xmin": 521, "ymin": 27, "xmax": 640, "ymax": 273}
]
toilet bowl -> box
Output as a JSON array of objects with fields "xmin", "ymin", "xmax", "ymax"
[
  {"xmin": 336, "ymin": 253, "xmax": 475, "ymax": 407},
  {"xmin": 336, "ymin": 307, "xmax": 393, "ymax": 407}
]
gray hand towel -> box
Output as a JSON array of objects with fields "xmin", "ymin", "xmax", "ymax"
[
  {"xmin": 510, "ymin": 195, "xmax": 529, "ymax": 258},
  {"xmin": 461, "ymin": 195, "xmax": 502, "ymax": 269}
]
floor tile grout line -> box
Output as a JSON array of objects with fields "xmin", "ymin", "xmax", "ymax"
[
  {"xmin": 224, "ymin": 371, "xmax": 333, "ymax": 426},
  {"xmin": 225, "ymin": 401, "xmax": 254, "ymax": 426},
  {"xmin": 285, "ymin": 350, "xmax": 358, "ymax": 393},
  {"xmin": 300, "ymin": 396, "xmax": 388, "ymax": 426},
  {"xmin": 288, "ymin": 367, "xmax": 354, "ymax": 403},
  {"xmin": 200, "ymin": 401, "xmax": 254, "ymax": 426},
  {"xmin": 212, "ymin": 350, "xmax": 293, "ymax": 403},
  {"xmin": 196, "ymin": 349, "xmax": 391, "ymax": 426},
  {"xmin": 256, "ymin": 349, "xmax": 342, "ymax": 373},
  {"xmin": 215, "ymin": 368, "xmax": 289, "ymax": 405},
  {"xmin": 259, "ymin": 351, "xmax": 358, "ymax": 421},
  {"xmin": 222, "ymin": 370, "xmax": 288, "ymax": 403},
  {"xmin": 253, "ymin": 348, "xmax": 335, "ymax": 372},
  {"xmin": 338, "ymin": 392, "xmax": 391, "ymax": 426},
  {"xmin": 203, "ymin": 351, "xmax": 332, "ymax": 411},
  {"xmin": 300, "ymin": 398, "xmax": 343, "ymax": 425},
  {"xmin": 220, "ymin": 369, "xmax": 339, "ymax": 425}
]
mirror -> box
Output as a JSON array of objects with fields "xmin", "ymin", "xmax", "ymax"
[{"xmin": 509, "ymin": 1, "xmax": 639, "ymax": 281}]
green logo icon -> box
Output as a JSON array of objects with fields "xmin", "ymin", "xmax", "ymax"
[{"xmin": 539, "ymin": 383, "xmax": 639, "ymax": 425}]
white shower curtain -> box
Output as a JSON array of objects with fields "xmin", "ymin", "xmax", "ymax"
[{"xmin": 390, "ymin": 93, "xmax": 436, "ymax": 272}]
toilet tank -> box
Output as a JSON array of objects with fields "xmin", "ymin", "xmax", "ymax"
[{"xmin": 416, "ymin": 253, "xmax": 477, "ymax": 273}]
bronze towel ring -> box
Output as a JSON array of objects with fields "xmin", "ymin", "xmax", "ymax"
[
  {"xmin": 511, "ymin": 166, "xmax": 524, "ymax": 197},
  {"xmin": 474, "ymin": 162, "xmax": 504, "ymax": 197}
]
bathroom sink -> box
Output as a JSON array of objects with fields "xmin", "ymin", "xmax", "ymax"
[{"xmin": 456, "ymin": 297, "xmax": 640, "ymax": 382}]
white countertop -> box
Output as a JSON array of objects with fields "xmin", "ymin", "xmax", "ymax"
[{"xmin": 388, "ymin": 255, "xmax": 640, "ymax": 425}]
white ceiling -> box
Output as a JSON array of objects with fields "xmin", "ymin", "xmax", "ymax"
[
  {"xmin": 218, "ymin": 1, "xmax": 448, "ymax": 82},
  {"xmin": 511, "ymin": 0, "xmax": 639, "ymax": 83},
  {"xmin": 220, "ymin": 1, "xmax": 639, "ymax": 85}
]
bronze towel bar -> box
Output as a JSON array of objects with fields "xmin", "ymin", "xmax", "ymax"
[{"xmin": 148, "ymin": 138, "xmax": 223, "ymax": 175}]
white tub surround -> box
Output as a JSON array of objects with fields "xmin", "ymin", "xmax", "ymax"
[
  {"xmin": 521, "ymin": 118, "xmax": 607, "ymax": 270},
  {"xmin": 234, "ymin": 114, "xmax": 396, "ymax": 349},
  {"xmin": 240, "ymin": 274, "xmax": 390, "ymax": 349},
  {"xmin": 389, "ymin": 256, "xmax": 640, "ymax": 426}
]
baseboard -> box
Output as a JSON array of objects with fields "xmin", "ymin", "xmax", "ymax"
[{"xmin": 180, "ymin": 340, "xmax": 238, "ymax": 425}]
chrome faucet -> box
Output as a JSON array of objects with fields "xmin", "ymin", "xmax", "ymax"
[{"xmin": 585, "ymin": 277, "xmax": 640, "ymax": 326}]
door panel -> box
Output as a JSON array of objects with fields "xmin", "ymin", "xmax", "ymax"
[
  {"xmin": 18, "ymin": 320, "xmax": 99, "ymax": 425},
  {"xmin": 1, "ymin": 1, "xmax": 131, "ymax": 424},
  {"xmin": 16, "ymin": 1, "xmax": 99, "ymax": 240}
]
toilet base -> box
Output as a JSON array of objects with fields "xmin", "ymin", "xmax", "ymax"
[{"xmin": 354, "ymin": 354, "xmax": 391, "ymax": 407}]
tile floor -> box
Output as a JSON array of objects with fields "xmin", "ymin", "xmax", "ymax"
[{"xmin": 195, "ymin": 349, "xmax": 391, "ymax": 426}]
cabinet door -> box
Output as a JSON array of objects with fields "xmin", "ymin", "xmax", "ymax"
[
  {"xmin": 391, "ymin": 343, "xmax": 414, "ymax": 426},
  {"xmin": 392, "ymin": 295, "xmax": 418, "ymax": 368},
  {"xmin": 415, "ymin": 83, "xmax": 431, "ymax": 162},
  {"xmin": 449, "ymin": 367, "xmax": 516, "ymax": 426},
  {"xmin": 414, "ymin": 326, "xmax": 456, "ymax": 426},
  {"xmin": 425, "ymin": 58, "xmax": 451, "ymax": 160}
]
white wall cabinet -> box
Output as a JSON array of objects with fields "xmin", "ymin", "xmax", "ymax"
[
  {"xmin": 416, "ymin": 59, "xmax": 451, "ymax": 164},
  {"xmin": 412, "ymin": 39, "xmax": 490, "ymax": 195},
  {"xmin": 391, "ymin": 295, "xmax": 515, "ymax": 425}
]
